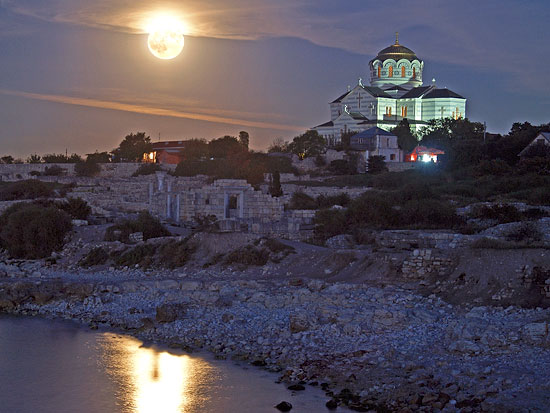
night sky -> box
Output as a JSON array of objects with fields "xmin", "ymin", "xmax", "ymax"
[{"xmin": 1, "ymin": 0, "xmax": 549, "ymax": 157}]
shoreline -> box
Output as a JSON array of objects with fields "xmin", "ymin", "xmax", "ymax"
[{"xmin": 1, "ymin": 265, "xmax": 549, "ymax": 412}]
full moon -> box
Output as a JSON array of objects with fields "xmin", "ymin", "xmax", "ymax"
[{"xmin": 147, "ymin": 17, "xmax": 185, "ymax": 60}]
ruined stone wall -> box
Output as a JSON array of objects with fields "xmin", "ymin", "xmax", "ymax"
[
  {"xmin": 0, "ymin": 163, "xmax": 176, "ymax": 181},
  {"xmin": 280, "ymin": 184, "xmax": 365, "ymax": 203},
  {"xmin": 386, "ymin": 162, "xmax": 417, "ymax": 172},
  {"xmin": 376, "ymin": 230, "xmax": 473, "ymax": 250},
  {"xmin": 150, "ymin": 178, "xmax": 285, "ymax": 224},
  {"xmin": 67, "ymin": 178, "xmax": 154, "ymax": 216},
  {"xmin": 401, "ymin": 249, "xmax": 455, "ymax": 279}
]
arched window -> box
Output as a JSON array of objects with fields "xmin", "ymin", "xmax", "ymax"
[
  {"xmin": 388, "ymin": 66, "xmax": 393, "ymax": 77},
  {"xmin": 401, "ymin": 66, "xmax": 406, "ymax": 77},
  {"xmin": 412, "ymin": 67, "xmax": 416, "ymax": 78},
  {"xmin": 377, "ymin": 66, "xmax": 381, "ymax": 78}
]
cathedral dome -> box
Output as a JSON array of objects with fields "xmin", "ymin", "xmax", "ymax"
[
  {"xmin": 369, "ymin": 34, "xmax": 423, "ymax": 90},
  {"xmin": 374, "ymin": 43, "xmax": 419, "ymax": 62}
]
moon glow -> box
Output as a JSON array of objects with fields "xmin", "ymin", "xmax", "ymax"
[{"xmin": 147, "ymin": 17, "xmax": 185, "ymax": 60}]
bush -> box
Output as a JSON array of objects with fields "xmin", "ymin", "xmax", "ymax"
[
  {"xmin": 79, "ymin": 247, "xmax": 109, "ymax": 267},
  {"xmin": 224, "ymin": 245, "xmax": 270, "ymax": 266},
  {"xmin": 367, "ymin": 155, "xmax": 387, "ymax": 174},
  {"xmin": 470, "ymin": 204, "xmax": 522, "ymax": 224},
  {"xmin": 0, "ymin": 203, "xmax": 72, "ymax": 258},
  {"xmin": 316, "ymin": 193, "xmax": 351, "ymax": 208},
  {"xmin": 505, "ymin": 222, "xmax": 543, "ymax": 243},
  {"xmin": 57, "ymin": 197, "xmax": 91, "ymax": 220},
  {"xmin": 0, "ymin": 180, "xmax": 55, "ymax": 200},
  {"xmin": 43, "ymin": 165, "xmax": 66, "ymax": 176},
  {"xmin": 75, "ymin": 160, "xmax": 101, "ymax": 177},
  {"xmin": 132, "ymin": 163, "xmax": 162, "ymax": 177},
  {"xmin": 314, "ymin": 155, "xmax": 326, "ymax": 167},
  {"xmin": 399, "ymin": 199, "xmax": 462, "ymax": 229},
  {"xmin": 313, "ymin": 208, "xmax": 348, "ymax": 241},
  {"xmin": 471, "ymin": 237, "xmax": 514, "ymax": 249},
  {"xmin": 289, "ymin": 192, "xmax": 317, "ymax": 210},
  {"xmin": 157, "ymin": 239, "xmax": 197, "ymax": 269},
  {"xmin": 329, "ymin": 159, "xmax": 356, "ymax": 175},
  {"xmin": 105, "ymin": 211, "xmax": 170, "ymax": 243},
  {"xmin": 473, "ymin": 159, "xmax": 511, "ymax": 176},
  {"xmin": 114, "ymin": 244, "xmax": 158, "ymax": 268}
]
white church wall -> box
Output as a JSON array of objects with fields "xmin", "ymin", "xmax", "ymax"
[{"xmin": 421, "ymin": 98, "xmax": 466, "ymax": 121}]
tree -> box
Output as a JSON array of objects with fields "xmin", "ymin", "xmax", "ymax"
[
  {"xmin": 208, "ymin": 136, "xmax": 245, "ymax": 159},
  {"xmin": 0, "ymin": 203, "xmax": 72, "ymax": 259},
  {"xmin": 43, "ymin": 153, "xmax": 83, "ymax": 163},
  {"xmin": 112, "ymin": 132, "xmax": 152, "ymax": 162},
  {"xmin": 288, "ymin": 130, "xmax": 326, "ymax": 158},
  {"xmin": 391, "ymin": 119, "xmax": 418, "ymax": 153},
  {"xmin": 340, "ymin": 131, "xmax": 356, "ymax": 151},
  {"xmin": 367, "ymin": 155, "xmax": 387, "ymax": 174},
  {"xmin": 86, "ymin": 151, "xmax": 111, "ymax": 163},
  {"xmin": 75, "ymin": 159, "xmax": 101, "ymax": 177},
  {"xmin": 1, "ymin": 155, "xmax": 14, "ymax": 164},
  {"xmin": 27, "ymin": 154, "xmax": 41, "ymax": 164},
  {"xmin": 267, "ymin": 138, "xmax": 289, "ymax": 153},
  {"xmin": 521, "ymin": 141, "xmax": 550, "ymax": 158},
  {"xmin": 419, "ymin": 118, "xmax": 484, "ymax": 149},
  {"xmin": 182, "ymin": 139, "xmax": 209, "ymax": 160},
  {"xmin": 239, "ymin": 131, "xmax": 250, "ymax": 150},
  {"xmin": 269, "ymin": 171, "xmax": 283, "ymax": 197},
  {"xmin": 68, "ymin": 153, "xmax": 84, "ymax": 163}
]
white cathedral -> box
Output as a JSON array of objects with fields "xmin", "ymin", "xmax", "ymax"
[{"xmin": 313, "ymin": 35, "xmax": 466, "ymax": 144}]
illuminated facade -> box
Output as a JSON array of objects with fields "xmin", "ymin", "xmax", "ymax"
[
  {"xmin": 314, "ymin": 35, "xmax": 467, "ymax": 144},
  {"xmin": 144, "ymin": 141, "xmax": 187, "ymax": 164}
]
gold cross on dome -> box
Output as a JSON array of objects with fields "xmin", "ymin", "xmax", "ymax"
[{"xmin": 395, "ymin": 32, "xmax": 399, "ymax": 44}]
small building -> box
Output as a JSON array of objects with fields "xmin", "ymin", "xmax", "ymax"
[
  {"xmin": 144, "ymin": 141, "xmax": 188, "ymax": 164},
  {"xmin": 408, "ymin": 146, "xmax": 445, "ymax": 163},
  {"xmin": 349, "ymin": 127, "xmax": 403, "ymax": 172},
  {"xmin": 518, "ymin": 132, "xmax": 550, "ymax": 158}
]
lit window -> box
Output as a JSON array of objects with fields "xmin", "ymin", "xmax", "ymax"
[
  {"xmin": 401, "ymin": 66, "xmax": 406, "ymax": 77},
  {"xmin": 386, "ymin": 107, "xmax": 392, "ymax": 116},
  {"xmin": 401, "ymin": 106, "xmax": 408, "ymax": 118},
  {"xmin": 413, "ymin": 67, "xmax": 416, "ymax": 78},
  {"xmin": 388, "ymin": 66, "xmax": 393, "ymax": 77},
  {"xmin": 377, "ymin": 66, "xmax": 381, "ymax": 78}
]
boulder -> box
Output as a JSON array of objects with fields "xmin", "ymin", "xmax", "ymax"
[
  {"xmin": 289, "ymin": 312, "xmax": 311, "ymax": 333},
  {"xmin": 155, "ymin": 303, "xmax": 187, "ymax": 323},
  {"xmin": 325, "ymin": 234, "xmax": 354, "ymax": 249},
  {"xmin": 522, "ymin": 322, "xmax": 549, "ymax": 342},
  {"xmin": 275, "ymin": 401, "xmax": 292, "ymax": 412}
]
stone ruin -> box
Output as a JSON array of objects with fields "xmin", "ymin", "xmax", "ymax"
[{"xmin": 150, "ymin": 173, "xmax": 314, "ymax": 240}]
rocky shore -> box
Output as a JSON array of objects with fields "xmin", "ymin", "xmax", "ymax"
[{"xmin": 1, "ymin": 261, "xmax": 549, "ymax": 412}]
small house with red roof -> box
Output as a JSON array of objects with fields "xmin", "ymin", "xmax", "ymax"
[{"xmin": 143, "ymin": 140, "xmax": 188, "ymax": 164}]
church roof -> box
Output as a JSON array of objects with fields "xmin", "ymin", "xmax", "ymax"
[
  {"xmin": 352, "ymin": 127, "xmax": 395, "ymax": 139},
  {"xmin": 384, "ymin": 85, "xmax": 409, "ymax": 91},
  {"xmin": 349, "ymin": 112, "xmax": 368, "ymax": 121},
  {"xmin": 370, "ymin": 37, "xmax": 420, "ymax": 63},
  {"xmin": 360, "ymin": 85, "xmax": 392, "ymax": 98},
  {"xmin": 423, "ymin": 88, "xmax": 465, "ymax": 99},
  {"xmin": 331, "ymin": 91, "xmax": 351, "ymax": 103},
  {"xmin": 315, "ymin": 120, "xmax": 334, "ymax": 128},
  {"xmin": 400, "ymin": 85, "xmax": 435, "ymax": 98}
]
